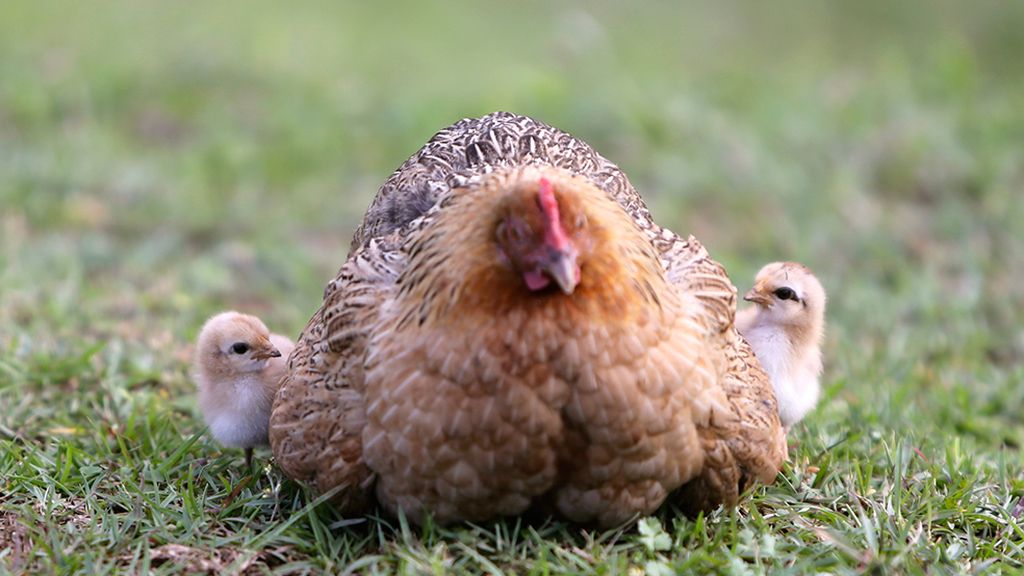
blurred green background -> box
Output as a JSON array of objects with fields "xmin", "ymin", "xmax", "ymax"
[
  {"xmin": 4, "ymin": 0, "xmax": 1024, "ymax": 446},
  {"xmin": 1, "ymin": 0, "xmax": 1023, "ymax": 570},
  {"xmin": 3, "ymin": 0, "xmax": 1023, "ymax": 465},
  {"xmin": 3, "ymin": 0, "xmax": 1023, "ymax": 336}
]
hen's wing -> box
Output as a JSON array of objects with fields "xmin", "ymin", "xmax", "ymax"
[
  {"xmin": 653, "ymin": 232, "xmax": 786, "ymax": 513},
  {"xmin": 673, "ymin": 329, "xmax": 786, "ymax": 514},
  {"xmin": 351, "ymin": 111, "xmax": 651, "ymax": 250},
  {"xmin": 269, "ymin": 234, "xmax": 404, "ymax": 512}
]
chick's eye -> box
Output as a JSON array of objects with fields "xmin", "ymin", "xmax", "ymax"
[
  {"xmin": 773, "ymin": 287, "xmax": 797, "ymax": 301},
  {"xmin": 230, "ymin": 342, "xmax": 250, "ymax": 354}
]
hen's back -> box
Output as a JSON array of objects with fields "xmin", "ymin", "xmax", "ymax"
[{"xmin": 351, "ymin": 111, "xmax": 653, "ymax": 250}]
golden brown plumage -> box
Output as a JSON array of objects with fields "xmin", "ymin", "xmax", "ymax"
[{"xmin": 270, "ymin": 112, "xmax": 785, "ymax": 525}]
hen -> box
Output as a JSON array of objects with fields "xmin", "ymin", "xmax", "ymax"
[{"xmin": 270, "ymin": 112, "xmax": 786, "ymax": 526}]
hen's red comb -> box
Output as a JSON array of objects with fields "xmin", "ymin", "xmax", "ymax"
[{"xmin": 538, "ymin": 178, "xmax": 570, "ymax": 251}]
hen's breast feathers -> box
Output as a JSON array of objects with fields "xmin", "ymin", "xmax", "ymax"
[{"xmin": 350, "ymin": 167, "xmax": 740, "ymax": 524}]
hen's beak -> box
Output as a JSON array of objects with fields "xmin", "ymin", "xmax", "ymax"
[
  {"xmin": 744, "ymin": 289, "xmax": 772, "ymax": 307},
  {"xmin": 543, "ymin": 248, "xmax": 580, "ymax": 295},
  {"xmin": 252, "ymin": 347, "xmax": 282, "ymax": 361}
]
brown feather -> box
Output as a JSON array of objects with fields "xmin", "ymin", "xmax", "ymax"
[{"xmin": 270, "ymin": 112, "xmax": 785, "ymax": 526}]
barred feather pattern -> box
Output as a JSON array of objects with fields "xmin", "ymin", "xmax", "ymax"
[
  {"xmin": 351, "ymin": 111, "xmax": 653, "ymax": 251},
  {"xmin": 270, "ymin": 111, "xmax": 785, "ymax": 523}
]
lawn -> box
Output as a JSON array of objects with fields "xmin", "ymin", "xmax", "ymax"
[{"xmin": 2, "ymin": 1, "xmax": 1023, "ymax": 573}]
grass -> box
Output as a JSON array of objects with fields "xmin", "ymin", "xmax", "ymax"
[{"xmin": 1, "ymin": 0, "xmax": 1023, "ymax": 573}]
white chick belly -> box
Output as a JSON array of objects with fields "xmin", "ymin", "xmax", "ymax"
[
  {"xmin": 209, "ymin": 413, "xmax": 268, "ymax": 448},
  {"xmin": 207, "ymin": 378, "xmax": 272, "ymax": 448},
  {"xmin": 748, "ymin": 329, "xmax": 819, "ymax": 427},
  {"xmin": 772, "ymin": 371, "xmax": 820, "ymax": 428}
]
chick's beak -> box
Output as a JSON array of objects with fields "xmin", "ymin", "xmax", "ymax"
[
  {"xmin": 744, "ymin": 288, "xmax": 772, "ymax": 307},
  {"xmin": 252, "ymin": 346, "xmax": 282, "ymax": 361},
  {"xmin": 543, "ymin": 248, "xmax": 580, "ymax": 295}
]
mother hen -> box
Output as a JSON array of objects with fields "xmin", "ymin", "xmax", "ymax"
[{"xmin": 269, "ymin": 112, "xmax": 786, "ymax": 527}]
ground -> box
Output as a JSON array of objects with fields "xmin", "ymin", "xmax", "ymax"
[{"xmin": 1, "ymin": 1, "xmax": 1023, "ymax": 574}]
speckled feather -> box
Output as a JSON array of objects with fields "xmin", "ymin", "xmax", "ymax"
[{"xmin": 269, "ymin": 111, "xmax": 785, "ymax": 525}]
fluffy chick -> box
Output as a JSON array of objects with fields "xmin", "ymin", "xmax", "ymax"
[
  {"xmin": 735, "ymin": 262, "xmax": 826, "ymax": 429},
  {"xmin": 194, "ymin": 311, "xmax": 294, "ymax": 466}
]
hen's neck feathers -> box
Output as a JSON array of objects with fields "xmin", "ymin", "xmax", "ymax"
[{"xmin": 391, "ymin": 168, "xmax": 670, "ymax": 332}]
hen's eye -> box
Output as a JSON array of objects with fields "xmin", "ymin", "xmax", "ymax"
[
  {"xmin": 773, "ymin": 287, "xmax": 797, "ymax": 301},
  {"xmin": 230, "ymin": 342, "xmax": 250, "ymax": 354},
  {"xmin": 575, "ymin": 213, "xmax": 587, "ymax": 229},
  {"xmin": 497, "ymin": 219, "xmax": 528, "ymax": 244}
]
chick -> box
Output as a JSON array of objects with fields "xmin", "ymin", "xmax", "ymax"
[
  {"xmin": 193, "ymin": 311, "xmax": 294, "ymax": 466},
  {"xmin": 735, "ymin": 262, "xmax": 826, "ymax": 430}
]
